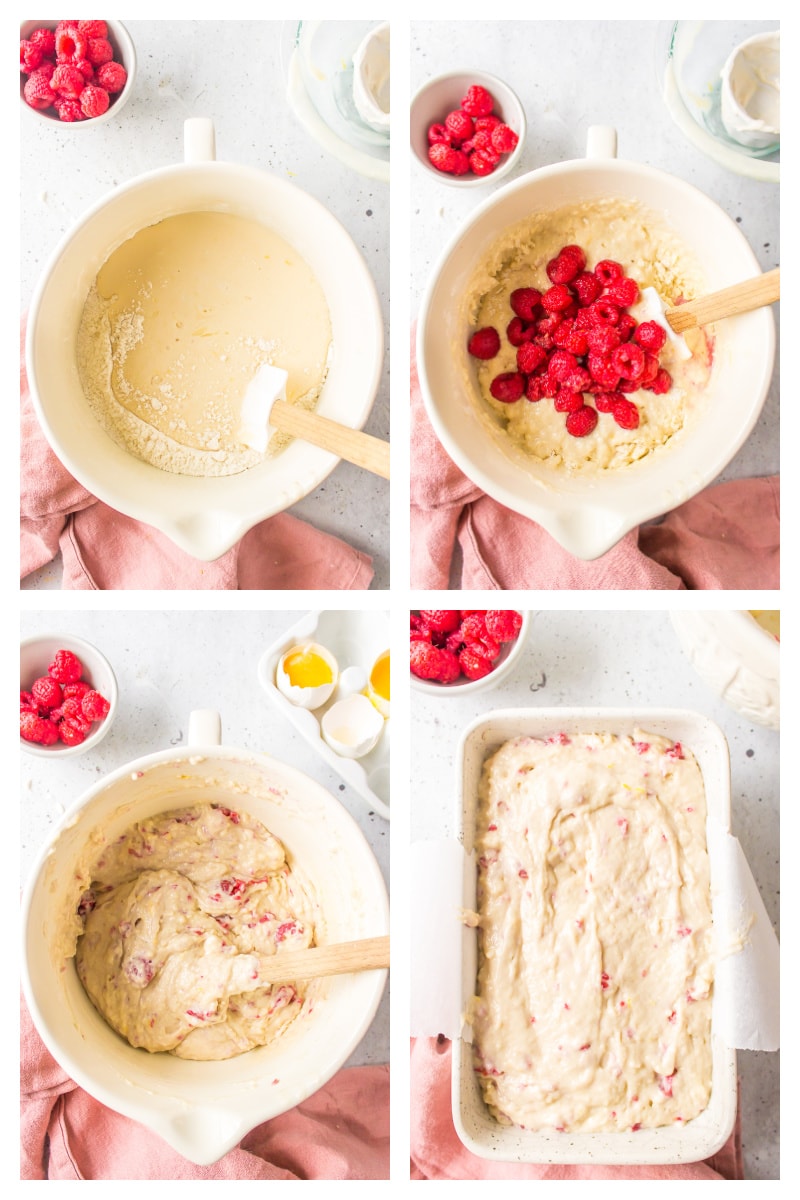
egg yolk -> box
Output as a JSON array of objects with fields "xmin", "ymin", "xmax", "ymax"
[
  {"xmin": 284, "ymin": 650, "xmax": 333, "ymax": 688},
  {"xmin": 370, "ymin": 652, "xmax": 390, "ymax": 701}
]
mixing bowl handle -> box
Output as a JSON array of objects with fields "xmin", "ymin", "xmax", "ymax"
[
  {"xmin": 188, "ymin": 709, "xmax": 222, "ymax": 746},
  {"xmin": 585, "ymin": 125, "xmax": 617, "ymax": 160},
  {"xmin": 184, "ymin": 117, "xmax": 217, "ymax": 164}
]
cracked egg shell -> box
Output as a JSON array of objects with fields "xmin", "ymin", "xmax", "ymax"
[
  {"xmin": 276, "ymin": 642, "xmax": 339, "ymax": 710},
  {"xmin": 321, "ymin": 694, "xmax": 384, "ymax": 759}
]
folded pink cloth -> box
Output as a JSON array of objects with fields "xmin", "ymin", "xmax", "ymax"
[
  {"xmin": 410, "ymin": 337, "xmax": 779, "ymax": 590},
  {"xmin": 410, "ymin": 1037, "xmax": 742, "ymax": 1180},
  {"xmin": 20, "ymin": 322, "xmax": 373, "ymax": 590},
  {"xmin": 20, "ymin": 994, "xmax": 389, "ymax": 1180}
]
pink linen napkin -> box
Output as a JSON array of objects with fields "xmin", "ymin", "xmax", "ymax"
[
  {"xmin": 20, "ymin": 994, "xmax": 389, "ymax": 1180},
  {"xmin": 410, "ymin": 1037, "xmax": 743, "ymax": 1180},
  {"xmin": 20, "ymin": 322, "xmax": 373, "ymax": 590},
  {"xmin": 410, "ymin": 337, "xmax": 779, "ymax": 590}
]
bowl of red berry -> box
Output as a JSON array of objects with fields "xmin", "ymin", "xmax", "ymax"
[
  {"xmin": 20, "ymin": 634, "xmax": 118, "ymax": 757},
  {"xmin": 411, "ymin": 70, "xmax": 525, "ymax": 187},
  {"xmin": 20, "ymin": 20, "xmax": 135, "ymax": 126},
  {"xmin": 410, "ymin": 610, "xmax": 530, "ymax": 695}
]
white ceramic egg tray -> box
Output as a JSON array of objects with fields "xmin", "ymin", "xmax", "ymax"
[{"xmin": 258, "ymin": 610, "xmax": 390, "ymax": 820}]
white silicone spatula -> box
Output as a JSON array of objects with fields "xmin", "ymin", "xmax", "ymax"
[
  {"xmin": 239, "ymin": 364, "xmax": 390, "ymax": 480},
  {"xmin": 639, "ymin": 266, "xmax": 780, "ymax": 359}
]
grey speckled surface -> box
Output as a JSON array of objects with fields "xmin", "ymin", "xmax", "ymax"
[
  {"xmin": 411, "ymin": 609, "xmax": 778, "ymax": 1179},
  {"xmin": 20, "ymin": 609, "xmax": 389, "ymax": 1071},
  {"xmin": 20, "ymin": 20, "xmax": 389, "ymax": 590}
]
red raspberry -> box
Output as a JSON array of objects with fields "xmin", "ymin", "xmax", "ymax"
[
  {"xmin": 418, "ymin": 610, "xmax": 460, "ymax": 634},
  {"xmin": 461, "ymin": 84, "xmax": 495, "ymax": 117},
  {"xmin": 605, "ymin": 277, "xmax": 639, "ymax": 308},
  {"xmin": 553, "ymin": 319, "xmax": 589, "ymax": 357},
  {"xmin": 410, "ymin": 641, "xmax": 461, "ymax": 683},
  {"xmin": 510, "ymin": 287, "xmax": 541, "ymax": 321},
  {"xmin": 475, "ymin": 114, "xmax": 501, "ymax": 133},
  {"xmin": 55, "ymin": 25, "xmax": 88, "ymax": 63},
  {"xmin": 646, "ymin": 368, "xmax": 673, "ymax": 395},
  {"xmin": 506, "ymin": 317, "xmax": 533, "ymax": 346},
  {"xmin": 21, "ymin": 711, "xmax": 60, "ymax": 745},
  {"xmin": 30, "ymin": 28, "xmax": 57, "ymax": 57},
  {"xmin": 490, "ymin": 123, "xmax": 518, "ymax": 155},
  {"xmin": 594, "ymin": 390, "xmax": 623, "ymax": 414},
  {"xmin": 490, "ymin": 372, "xmax": 525, "ymax": 402},
  {"xmin": 444, "ymin": 109, "xmax": 474, "ymax": 143},
  {"xmin": 78, "ymin": 20, "xmax": 108, "ymax": 39},
  {"xmin": 468, "ymin": 327, "xmax": 501, "ymax": 359},
  {"xmin": 633, "ymin": 321, "xmax": 667, "ymax": 353},
  {"xmin": 572, "ymin": 271, "xmax": 602, "ymax": 306},
  {"xmin": 588, "ymin": 299, "xmax": 621, "ymax": 327},
  {"xmin": 54, "ymin": 96, "xmax": 84, "ymax": 122},
  {"xmin": 86, "ymin": 37, "xmax": 114, "ymax": 66},
  {"xmin": 428, "ymin": 143, "xmax": 459, "ymax": 173},
  {"xmin": 459, "ymin": 647, "xmax": 493, "ymax": 681},
  {"xmin": 427, "ymin": 122, "xmax": 451, "ymax": 145},
  {"xmin": 541, "ymin": 284, "xmax": 573, "ymax": 313},
  {"xmin": 546, "ymin": 246, "xmax": 585, "ymax": 285},
  {"xmin": 59, "ymin": 721, "xmax": 87, "ymax": 747},
  {"xmin": 594, "ymin": 260, "xmax": 624, "ymax": 286},
  {"xmin": 60, "ymin": 697, "xmax": 91, "ymax": 727},
  {"xmin": 612, "ymin": 399, "xmax": 640, "ymax": 429},
  {"xmin": 74, "ymin": 58, "xmax": 95, "ymax": 82},
  {"xmin": 20, "ymin": 690, "xmax": 37, "ymax": 712},
  {"xmin": 587, "ymin": 352, "xmax": 621, "ymax": 391},
  {"xmin": 547, "ymin": 349, "xmax": 578, "ymax": 382},
  {"xmin": 562, "ymin": 366, "xmax": 592, "ymax": 393},
  {"xmin": 565, "ymin": 405, "xmax": 599, "ymax": 438},
  {"xmin": 459, "ymin": 613, "xmax": 489, "ymax": 643},
  {"xmin": 616, "ymin": 312, "xmax": 637, "ymax": 342},
  {"xmin": 63, "ymin": 680, "xmax": 91, "ymax": 700},
  {"xmin": 470, "ymin": 151, "xmax": 496, "ymax": 177},
  {"xmin": 640, "ymin": 352, "xmax": 660, "ymax": 386},
  {"xmin": 20, "ymin": 40, "xmax": 44, "ymax": 73},
  {"xmin": 516, "ymin": 342, "xmax": 548, "ymax": 374},
  {"xmin": 525, "ymin": 375, "xmax": 545, "ymax": 401},
  {"xmin": 48, "ymin": 648, "xmax": 84, "ymax": 684},
  {"xmin": 81, "ymin": 689, "xmax": 111, "ymax": 722},
  {"xmin": 470, "ymin": 130, "xmax": 501, "ymax": 161},
  {"xmin": 31, "ymin": 60, "xmax": 56, "ymax": 83},
  {"xmin": 80, "ymin": 84, "xmax": 110, "ymax": 118},
  {"xmin": 51, "ymin": 63, "xmax": 85, "ymax": 97},
  {"xmin": 586, "ymin": 325, "xmax": 621, "ymax": 356},
  {"xmin": 554, "ymin": 388, "xmax": 584, "ymax": 413},
  {"xmin": 485, "ymin": 610, "xmax": 523, "ymax": 642},
  {"xmin": 23, "ymin": 73, "xmax": 56, "ymax": 110},
  {"xmin": 611, "ymin": 342, "xmax": 645, "ymax": 382},
  {"xmin": 31, "ymin": 677, "xmax": 63, "ymax": 711}
]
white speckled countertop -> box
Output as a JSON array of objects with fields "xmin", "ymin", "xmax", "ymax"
[
  {"xmin": 410, "ymin": 19, "xmax": 779, "ymax": 488},
  {"xmin": 411, "ymin": 609, "xmax": 778, "ymax": 1179},
  {"xmin": 20, "ymin": 608, "xmax": 389, "ymax": 1073},
  {"xmin": 19, "ymin": 20, "xmax": 389, "ymax": 590}
]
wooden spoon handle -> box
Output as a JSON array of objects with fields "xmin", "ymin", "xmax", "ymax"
[
  {"xmin": 257, "ymin": 935, "xmax": 390, "ymax": 984},
  {"xmin": 665, "ymin": 267, "xmax": 780, "ymax": 333},
  {"xmin": 271, "ymin": 399, "xmax": 390, "ymax": 480}
]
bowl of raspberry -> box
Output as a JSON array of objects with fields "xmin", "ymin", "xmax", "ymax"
[
  {"xmin": 410, "ymin": 610, "xmax": 531, "ymax": 695},
  {"xmin": 411, "ymin": 71, "xmax": 526, "ymax": 187},
  {"xmin": 20, "ymin": 634, "xmax": 118, "ymax": 757},
  {"xmin": 20, "ymin": 20, "xmax": 135, "ymax": 126}
]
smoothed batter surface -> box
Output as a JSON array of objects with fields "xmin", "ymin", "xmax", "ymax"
[
  {"xmin": 466, "ymin": 199, "xmax": 712, "ymax": 472},
  {"xmin": 471, "ymin": 732, "xmax": 713, "ymax": 1133},
  {"xmin": 74, "ymin": 803, "xmax": 318, "ymax": 1059},
  {"xmin": 76, "ymin": 211, "xmax": 332, "ymax": 476}
]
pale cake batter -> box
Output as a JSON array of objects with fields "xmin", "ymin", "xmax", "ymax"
[
  {"xmin": 76, "ymin": 211, "xmax": 332, "ymax": 476},
  {"xmin": 471, "ymin": 732, "xmax": 713, "ymax": 1133},
  {"xmin": 73, "ymin": 803, "xmax": 319, "ymax": 1060}
]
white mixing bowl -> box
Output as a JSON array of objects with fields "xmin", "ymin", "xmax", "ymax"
[
  {"xmin": 26, "ymin": 119, "xmax": 383, "ymax": 562},
  {"xmin": 21, "ymin": 711, "xmax": 389, "ymax": 1165},
  {"xmin": 417, "ymin": 126, "xmax": 775, "ymax": 560}
]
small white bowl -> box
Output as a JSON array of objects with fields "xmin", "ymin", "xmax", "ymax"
[
  {"xmin": 20, "ymin": 633, "xmax": 119, "ymax": 757},
  {"xmin": 410, "ymin": 69, "xmax": 526, "ymax": 188},
  {"xmin": 20, "ymin": 20, "xmax": 136, "ymax": 127},
  {"xmin": 410, "ymin": 611, "xmax": 532, "ymax": 697}
]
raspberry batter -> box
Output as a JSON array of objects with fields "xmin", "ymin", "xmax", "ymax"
[
  {"xmin": 76, "ymin": 211, "xmax": 332, "ymax": 476},
  {"xmin": 73, "ymin": 804, "xmax": 318, "ymax": 1060},
  {"xmin": 472, "ymin": 732, "xmax": 713, "ymax": 1132}
]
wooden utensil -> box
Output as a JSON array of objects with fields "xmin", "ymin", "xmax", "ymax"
[
  {"xmin": 256, "ymin": 935, "xmax": 390, "ymax": 984},
  {"xmin": 664, "ymin": 267, "xmax": 780, "ymax": 334}
]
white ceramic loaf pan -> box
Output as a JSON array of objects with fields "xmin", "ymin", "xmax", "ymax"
[{"xmin": 453, "ymin": 707, "xmax": 738, "ymax": 1165}]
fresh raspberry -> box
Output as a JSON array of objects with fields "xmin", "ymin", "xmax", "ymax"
[
  {"xmin": 516, "ymin": 342, "xmax": 547, "ymax": 374},
  {"xmin": 74, "ymin": 58, "xmax": 95, "ymax": 82},
  {"xmin": 616, "ymin": 312, "xmax": 637, "ymax": 342},
  {"xmin": 604, "ymin": 277, "xmax": 639, "ymax": 308},
  {"xmin": 78, "ymin": 20, "xmax": 108, "ymax": 39},
  {"xmin": 594, "ymin": 260, "xmax": 624, "ymax": 286},
  {"xmin": 469, "ymin": 151, "xmax": 496, "ymax": 177},
  {"xmin": 490, "ymin": 123, "xmax": 518, "ymax": 155},
  {"xmin": 525, "ymin": 375, "xmax": 545, "ymax": 401},
  {"xmin": 594, "ymin": 390, "xmax": 623, "ymax": 414},
  {"xmin": 20, "ymin": 690, "xmax": 37, "ymax": 712},
  {"xmin": 586, "ymin": 324, "xmax": 621, "ymax": 355},
  {"xmin": 31, "ymin": 676, "xmax": 63, "ymax": 711},
  {"xmin": 510, "ymin": 288, "xmax": 541, "ymax": 321},
  {"xmin": 588, "ymin": 299, "xmax": 621, "ymax": 327},
  {"xmin": 80, "ymin": 84, "xmax": 110, "ymax": 118},
  {"xmin": 468, "ymin": 327, "xmax": 501, "ymax": 359},
  {"xmin": 459, "ymin": 613, "xmax": 489, "ymax": 643},
  {"xmin": 55, "ymin": 25, "xmax": 88, "ymax": 63},
  {"xmin": 29, "ymin": 28, "xmax": 57, "ymax": 57},
  {"xmin": 444, "ymin": 109, "xmax": 474, "ymax": 143},
  {"xmin": 490, "ymin": 372, "xmax": 525, "ymax": 402},
  {"xmin": 541, "ymin": 284, "xmax": 573, "ymax": 313},
  {"xmin": 20, "ymin": 40, "xmax": 44, "ymax": 73},
  {"xmin": 485, "ymin": 610, "xmax": 523, "ymax": 642},
  {"xmin": 410, "ymin": 640, "xmax": 461, "ymax": 683},
  {"xmin": 461, "ymin": 84, "xmax": 495, "ymax": 117},
  {"xmin": 554, "ymin": 389, "xmax": 584, "ymax": 413},
  {"xmin": 427, "ymin": 122, "xmax": 451, "ymax": 145},
  {"xmin": 86, "ymin": 37, "xmax": 114, "ymax": 66},
  {"xmin": 81, "ymin": 689, "xmax": 111, "ymax": 722},
  {"xmin": 506, "ymin": 317, "xmax": 533, "ymax": 346},
  {"xmin": 470, "ymin": 130, "xmax": 501, "ymax": 162},
  {"xmin": 565, "ymin": 405, "xmax": 599, "ymax": 438},
  {"xmin": 459, "ymin": 647, "xmax": 493, "ymax": 681},
  {"xmin": 639, "ymin": 352, "xmax": 660, "ymax": 386},
  {"xmin": 31, "ymin": 60, "xmax": 56, "ymax": 83},
  {"xmin": 634, "ymin": 321, "xmax": 667, "ymax": 353},
  {"xmin": 23, "ymin": 73, "xmax": 56, "ymax": 110},
  {"xmin": 571, "ymin": 271, "xmax": 602, "ymax": 306},
  {"xmin": 418, "ymin": 610, "xmax": 460, "ymax": 634},
  {"xmin": 612, "ymin": 398, "xmax": 640, "ymax": 429},
  {"xmin": 445, "ymin": 627, "xmax": 466, "ymax": 654},
  {"xmin": 54, "ymin": 96, "xmax": 84, "ymax": 122},
  {"xmin": 59, "ymin": 696, "xmax": 91, "ymax": 727},
  {"xmin": 587, "ymin": 352, "xmax": 621, "ymax": 391},
  {"xmin": 553, "ymin": 319, "xmax": 589, "ymax": 357},
  {"xmin": 546, "ymin": 246, "xmax": 585, "ymax": 285},
  {"xmin": 451, "ymin": 150, "xmax": 471, "ymax": 175},
  {"xmin": 646, "ymin": 368, "xmax": 672, "ymax": 395},
  {"xmin": 48, "ymin": 648, "xmax": 84, "ymax": 684},
  {"xmin": 612, "ymin": 342, "xmax": 645, "ymax": 382},
  {"xmin": 428, "ymin": 143, "xmax": 458, "ymax": 173},
  {"xmin": 20, "ymin": 711, "xmax": 60, "ymax": 745},
  {"xmin": 547, "ymin": 349, "xmax": 577, "ymax": 382},
  {"xmin": 474, "ymin": 114, "xmax": 501, "ymax": 133},
  {"xmin": 63, "ymin": 680, "xmax": 91, "ymax": 700},
  {"xmin": 51, "ymin": 63, "xmax": 85, "ymax": 97},
  {"xmin": 59, "ymin": 720, "xmax": 87, "ymax": 746},
  {"xmin": 562, "ymin": 366, "xmax": 592, "ymax": 393}
]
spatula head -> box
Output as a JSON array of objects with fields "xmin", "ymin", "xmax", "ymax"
[{"xmin": 238, "ymin": 363, "xmax": 289, "ymax": 453}]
